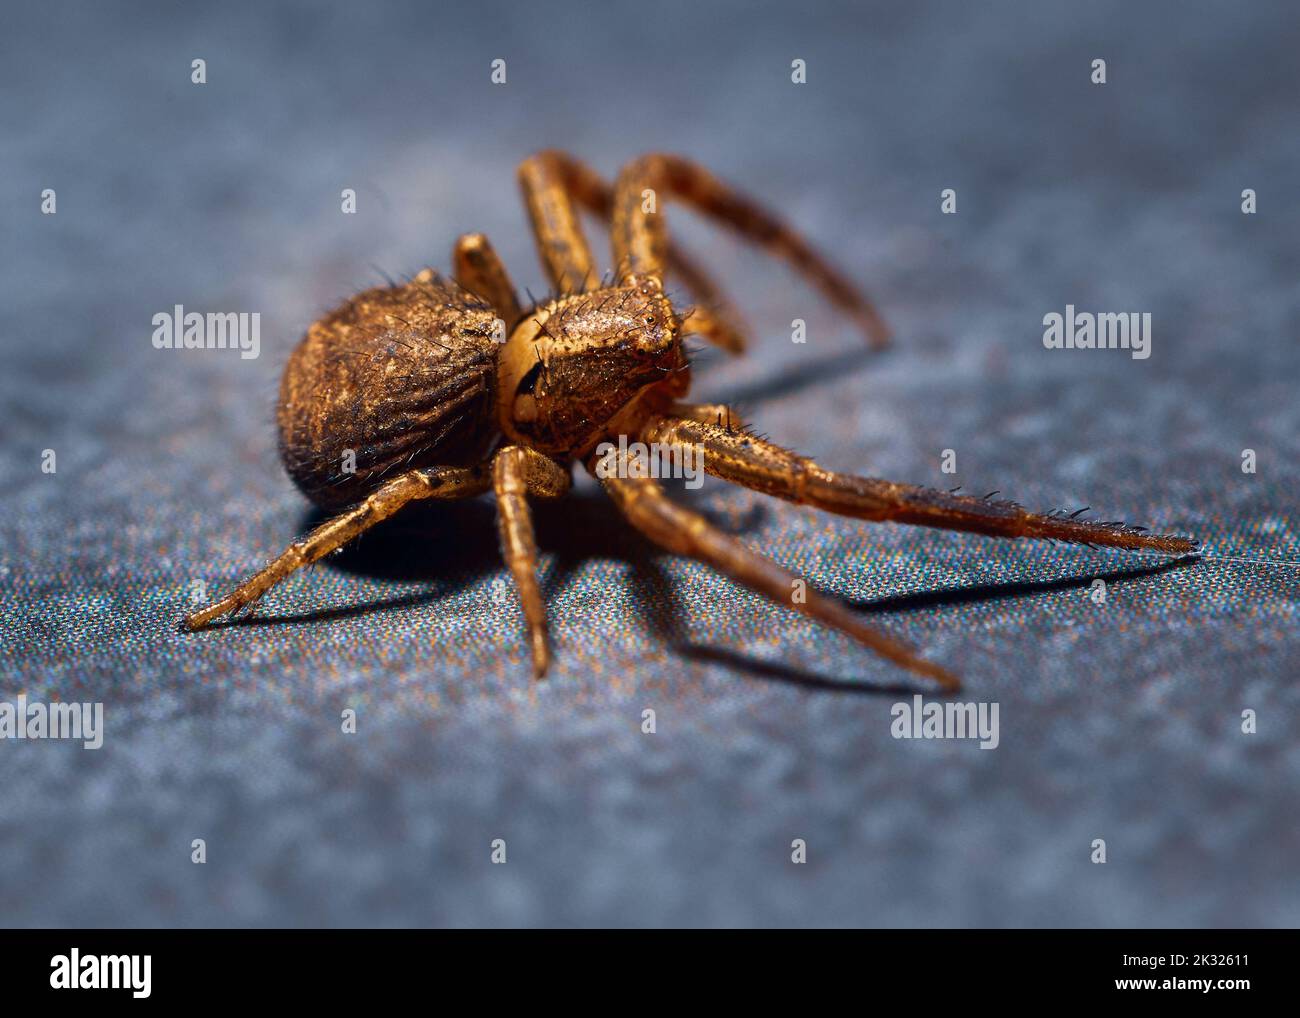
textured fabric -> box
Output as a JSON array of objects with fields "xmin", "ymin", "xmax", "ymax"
[{"xmin": 2, "ymin": 0, "xmax": 1297, "ymax": 927}]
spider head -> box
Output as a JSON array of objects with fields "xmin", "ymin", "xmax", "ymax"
[{"xmin": 498, "ymin": 276, "xmax": 688, "ymax": 457}]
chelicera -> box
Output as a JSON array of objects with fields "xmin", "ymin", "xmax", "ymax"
[{"xmin": 184, "ymin": 151, "xmax": 1196, "ymax": 690}]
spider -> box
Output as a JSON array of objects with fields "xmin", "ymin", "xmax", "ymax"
[{"xmin": 184, "ymin": 150, "xmax": 1196, "ymax": 690}]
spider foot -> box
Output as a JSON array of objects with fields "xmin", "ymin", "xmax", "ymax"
[{"xmin": 182, "ymin": 589, "xmax": 266, "ymax": 631}]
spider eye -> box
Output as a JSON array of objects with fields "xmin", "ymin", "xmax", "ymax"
[{"xmin": 515, "ymin": 360, "xmax": 543, "ymax": 396}]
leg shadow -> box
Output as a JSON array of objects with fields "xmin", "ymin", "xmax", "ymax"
[
  {"xmin": 678, "ymin": 643, "xmax": 924, "ymax": 696},
  {"xmin": 846, "ymin": 555, "xmax": 1200, "ymax": 614}
]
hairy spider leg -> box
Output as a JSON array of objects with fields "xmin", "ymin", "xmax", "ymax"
[
  {"xmin": 453, "ymin": 232, "xmax": 522, "ymax": 329},
  {"xmin": 668, "ymin": 401, "xmax": 749, "ymax": 429},
  {"xmin": 183, "ymin": 466, "xmax": 491, "ymax": 629},
  {"xmin": 676, "ymin": 305, "xmax": 746, "ymax": 354},
  {"xmin": 610, "ymin": 153, "xmax": 891, "ymax": 347},
  {"xmin": 518, "ymin": 151, "xmax": 601, "ymax": 296},
  {"xmin": 642, "ymin": 414, "xmax": 1199, "ymax": 554},
  {"xmin": 591, "ymin": 445, "xmax": 958, "ymax": 691},
  {"xmin": 517, "ymin": 150, "xmax": 748, "ymax": 352},
  {"xmin": 492, "ymin": 445, "xmax": 571, "ymax": 677}
]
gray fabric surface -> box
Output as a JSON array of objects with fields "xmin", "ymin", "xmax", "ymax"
[{"xmin": 2, "ymin": 0, "xmax": 1297, "ymax": 927}]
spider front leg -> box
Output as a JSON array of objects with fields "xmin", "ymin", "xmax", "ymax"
[
  {"xmin": 492, "ymin": 445, "xmax": 571, "ymax": 677},
  {"xmin": 183, "ymin": 465, "xmax": 491, "ymax": 629},
  {"xmin": 453, "ymin": 232, "xmax": 522, "ymax": 328},
  {"xmin": 516, "ymin": 150, "xmax": 748, "ymax": 352},
  {"xmin": 590, "ymin": 447, "xmax": 958, "ymax": 691},
  {"xmin": 610, "ymin": 153, "xmax": 890, "ymax": 347},
  {"xmin": 642, "ymin": 415, "xmax": 1198, "ymax": 554},
  {"xmin": 518, "ymin": 151, "xmax": 601, "ymax": 294}
]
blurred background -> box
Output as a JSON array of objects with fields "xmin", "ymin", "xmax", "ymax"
[{"xmin": 1, "ymin": 0, "xmax": 1296, "ymax": 926}]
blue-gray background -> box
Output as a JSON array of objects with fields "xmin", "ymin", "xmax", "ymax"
[{"xmin": 2, "ymin": 0, "xmax": 1297, "ymax": 927}]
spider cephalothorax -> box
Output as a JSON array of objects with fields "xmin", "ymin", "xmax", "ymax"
[
  {"xmin": 185, "ymin": 151, "xmax": 1196, "ymax": 690},
  {"xmin": 497, "ymin": 277, "xmax": 688, "ymax": 459}
]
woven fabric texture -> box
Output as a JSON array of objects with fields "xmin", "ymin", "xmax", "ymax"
[{"xmin": 2, "ymin": 0, "xmax": 1297, "ymax": 926}]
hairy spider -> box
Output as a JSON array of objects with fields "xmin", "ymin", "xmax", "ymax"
[{"xmin": 184, "ymin": 151, "xmax": 1196, "ymax": 690}]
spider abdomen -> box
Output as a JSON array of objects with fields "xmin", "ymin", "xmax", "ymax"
[{"xmin": 276, "ymin": 273, "xmax": 501, "ymax": 509}]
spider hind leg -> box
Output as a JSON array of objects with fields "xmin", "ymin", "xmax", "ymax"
[{"xmin": 183, "ymin": 465, "xmax": 490, "ymax": 630}]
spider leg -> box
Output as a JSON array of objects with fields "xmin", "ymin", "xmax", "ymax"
[
  {"xmin": 679, "ymin": 305, "xmax": 746, "ymax": 354},
  {"xmin": 610, "ymin": 153, "xmax": 890, "ymax": 347},
  {"xmin": 668, "ymin": 401, "xmax": 748, "ymax": 429},
  {"xmin": 642, "ymin": 415, "xmax": 1198, "ymax": 555},
  {"xmin": 589, "ymin": 447, "xmax": 958, "ymax": 691},
  {"xmin": 517, "ymin": 150, "xmax": 749, "ymax": 352},
  {"xmin": 518, "ymin": 151, "xmax": 600, "ymax": 295},
  {"xmin": 453, "ymin": 232, "xmax": 522, "ymax": 328},
  {"xmin": 183, "ymin": 465, "xmax": 491, "ymax": 629},
  {"xmin": 492, "ymin": 445, "xmax": 571, "ymax": 677},
  {"xmin": 660, "ymin": 242, "xmax": 749, "ymax": 353}
]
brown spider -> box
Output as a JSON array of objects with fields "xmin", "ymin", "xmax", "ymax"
[{"xmin": 184, "ymin": 150, "xmax": 1196, "ymax": 690}]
